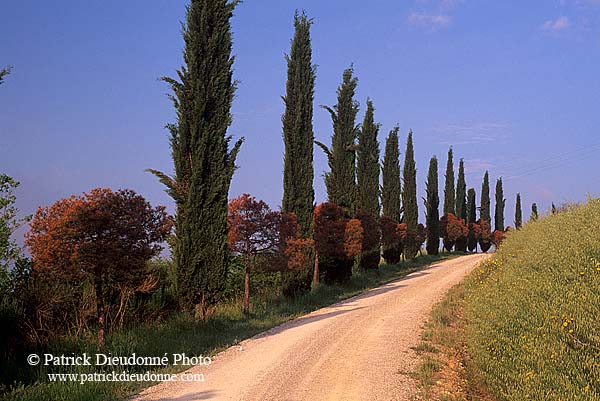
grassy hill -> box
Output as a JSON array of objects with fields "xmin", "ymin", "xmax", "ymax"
[{"xmin": 465, "ymin": 198, "xmax": 600, "ymax": 400}]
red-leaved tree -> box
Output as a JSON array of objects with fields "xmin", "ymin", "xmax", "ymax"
[
  {"xmin": 355, "ymin": 209, "xmax": 379, "ymax": 270},
  {"xmin": 440, "ymin": 214, "xmax": 468, "ymax": 252},
  {"xmin": 380, "ymin": 216, "xmax": 401, "ymax": 264},
  {"xmin": 468, "ymin": 222, "xmax": 481, "ymax": 252},
  {"xmin": 314, "ymin": 202, "xmax": 361, "ymax": 284},
  {"xmin": 26, "ymin": 188, "xmax": 172, "ymax": 349},
  {"xmin": 227, "ymin": 194, "xmax": 280, "ymax": 315},
  {"xmin": 478, "ymin": 219, "xmax": 492, "ymax": 252}
]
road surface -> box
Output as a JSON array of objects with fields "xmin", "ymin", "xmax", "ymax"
[{"xmin": 133, "ymin": 254, "xmax": 489, "ymax": 401}]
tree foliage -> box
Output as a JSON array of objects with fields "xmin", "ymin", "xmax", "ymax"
[
  {"xmin": 454, "ymin": 159, "xmax": 467, "ymax": 251},
  {"xmin": 467, "ymin": 188, "xmax": 478, "ymax": 252},
  {"xmin": 424, "ymin": 156, "xmax": 440, "ymax": 255},
  {"xmin": 480, "ymin": 171, "xmax": 490, "ymax": 222},
  {"xmin": 495, "ymin": 178, "xmax": 505, "ymax": 232},
  {"xmin": 355, "ymin": 209, "xmax": 379, "ymax": 270},
  {"xmin": 147, "ymin": 0, "xmax": 243, "ymax": 318},
  {"xmin": 478, "ymin": 218, "xmax": 493, "ymax": 252},
  {"xmin": 440, "ymin": 213, "xmax": 468, "ymax": 252},
  {"xmin": 381, "ymin": 126, "xmax": 401, "ymax": 222},
  {"xmin": 380, "ymin": 216, "xmax": 401, "ymax": 264},
  {"xmin": 0, "ymin": 175, "xmax": 30, "ymax": 271},
  {"xmin": 357, "ymin": 99, "xmax": 381, "ymax": 217},
  {"xmin": 26, "ymin": 188, "xmax": 172, "ymax": 349},
  {"xmin": 443, "ymin": 147, "xmax": 455, "ymax": 216},
  {"xmin": 0, "ymin": 66, "xmax": 11, "ymax": 86},
  {"xmin": 515, "ymin": 193, "xmax": 522, "ymax": 229},
  {"xmin": 530, "ymin": 203, "xmax": 539, "ymax": 222},
  {"xmin": 227, "ymin": 194, "xmax": 280, "ymax": 314},
  {"xmin": 282, "ymin": 11, "xmax": 316, "ymax": 237},
  {"xmin": 402, "ymin": 131, "xmax": 419, "ymax": 258},
  {"xmin": 316, "ymin": 67, "xmax": 359, "ymax": 213},
  {"xmin": 313, "ymin": 202, "xmax": 359, "ymax": 284}
]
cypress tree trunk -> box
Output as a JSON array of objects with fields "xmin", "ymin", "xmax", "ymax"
[
  {"xmin": 495, "ymin": 178, "xmax": 505, "ymax": 231},
  {"xmin": 148, "ymin": 0, "xmax": 243, "ymax": 317},
  {"xmin": 443, "ymin": 147, "xmax": 455, "ymax": 216},
  {"xmin": 515, "ymin": 193, "xmax": 522, "ymax": 229},
  {"xmin": 282, "ymin": 12, "xmax": 316, "ymax": 237},
  {"xmin": 402, "ymin": 131, "xmax": 418, "ymax": 259},
  {"xmin": 316, "ymin": 67, "xmax": 359, "ymax": 214},
  {"xmin": 467, "ymin": 188, "xmax": 478, "ymax": 252},
  {"xmin": 381, "ymin": 127, "xmax": 401, "ymax": 222},
  {"xmin": 424, "ymin": 156, "xmax": 440, "ymax": 255}
]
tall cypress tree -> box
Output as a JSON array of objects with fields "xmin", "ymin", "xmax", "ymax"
[
  {"xmin": 467, "ymin": 188, "xmax": 477, "ymax": 224},
  {"xmin": 402, "ymin": 130, "xmax": 418, "ymax": 259},
  {"xmin": 467, "ymin": 188, "xmax": 478, "ymax": 252},
  {"xmin": 480, "ymin": 171, "xmax": 490, "ymax": 222},
  {"xmin": 357, "ymin": 99, "xmax": 380, "ymax": 217},
  {"xmin": 148, "ymin": 0, "xmax": 243, "ymax": 317},
  {"xmin": 494, "ymin": 178, "xmax": 505, "ymax": 231},
  {"xmin": 443, "ymin": 147, "xmax": 455, "ymax": 216},
  {"xmin": 316, "ymin": 67, "xmax": 359, "ymax": 213},
  {"xmin": 531, "ymin": 203, "xmax": 539, "ymax": 221},
  {"xmin": 424, "ymin": 156, "xmax": 440, "ymax": 255},
  {"xmin": 515, "ymin": 193, "xmax": 522, "ymax": 229},
  {"xmin": 282, "ymin": 12, "xmax": 316, "ymax": 237},
  {"xmin": 454, "ymin": 158, "xmax": 467, "ymax": 251},
  {"xmin": 381, "ymin": 126, "xmax": 401, "ymax": 222},
  {"xmin": 455, "ymin": 158, "xmax": 467, "ymax": 221}
]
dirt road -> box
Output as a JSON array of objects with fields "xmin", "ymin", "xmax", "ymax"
[{"xmin": 133, "ymin": 254, "xmax": 489, "ymax": 401}]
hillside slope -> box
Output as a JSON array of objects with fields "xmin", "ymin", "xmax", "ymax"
[{"xmin": 465, "ymin": 198, "xmax": 600, "ymax": 400}]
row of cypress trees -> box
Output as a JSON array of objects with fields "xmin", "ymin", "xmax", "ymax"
[{"xmin": 151, "ymin": 2, "xmax": 538, "ymax": 313}]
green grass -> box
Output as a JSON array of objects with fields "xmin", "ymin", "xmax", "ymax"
[
  {"xmin": 2, "ymin": 253, "xmax": 451, "ymax": 401},
  {"xmin": 419, "ymin": 198, "xmax": 600, "ymax": 401}
]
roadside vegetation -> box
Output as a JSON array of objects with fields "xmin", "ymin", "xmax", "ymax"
[
  {"xmin": 1, "ymin": 253, "xmax": 450, "ymax": 401},
  {"xmin": 416, "ymin": 198, "xmax": 600, "ymax": 400}
]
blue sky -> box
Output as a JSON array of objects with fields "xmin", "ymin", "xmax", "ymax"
[{"xmin": 2, "ymin": 0, "xmax": 600, "ymax": 242}]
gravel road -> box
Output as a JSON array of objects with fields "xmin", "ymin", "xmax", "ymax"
[{"xmin": 132, "ymin": 254, "xmax": 489, "ymax": 401}]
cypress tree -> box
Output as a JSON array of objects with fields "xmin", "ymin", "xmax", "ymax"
[
  {"xmin": 515, "ymin": 193, "xmax": 522, "ymax": 229},
  {"xmin": 148, "ymin": 0, "xmax": 243, "ymax": 318},
  {"xmin": 316, "ymin": 67, "xmax": 359, "ymax": 213},
  {"xmin": 494, "ymin": 178, "xmax": 505, "ymax": 231},
  {"xmin": 454, "ymin": 158, "xmax": 467, "ymax": 251},
  {"xmin": 402, "ymin": 130, "xmax": 418, "ymax": 259},
  {"xmin": 467, "ymin": 188, "xmax": 478, "ymax": 252},
  {"xmin": 356, "ymin": 99, "xmax": 381, "ymax": 269},
  {"xmin": 552, "ymin": 202, "xmax": 557, "ymax": 214},
  {"xmin": 478, "ymin": 171, "xmax": 492, "ymax": 252},
  {"xmin": 424, "ymin": 156, "xmax": 440, "ymax": 255},
  {"xmin": 467, "ymin": 188, "xmax": 477, "ymax": 225},
  {"xmin": 357, "ymin": 99, "xmax": 380, "ymax": 217},
  {"xmin": 443, "ymin": 147, "xmax": 455, "ymax": 216},
  {"xmin": 455, "ymin": 158, "xmax": 467, "ymax": 221},
  {"xmin": 480, "ymin": 171, "xmax": 490, "ymax": 222},
  {"xmin": 531, "ymin": 203, "xmax": 539, "ymax": 221},
  {"xmin": 381, "ymin": 126, "xmax": 401, "ymax": 222},
  {"xmin": 282, "ymin": 12, "xmax": 316, "ymax": 237}
]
